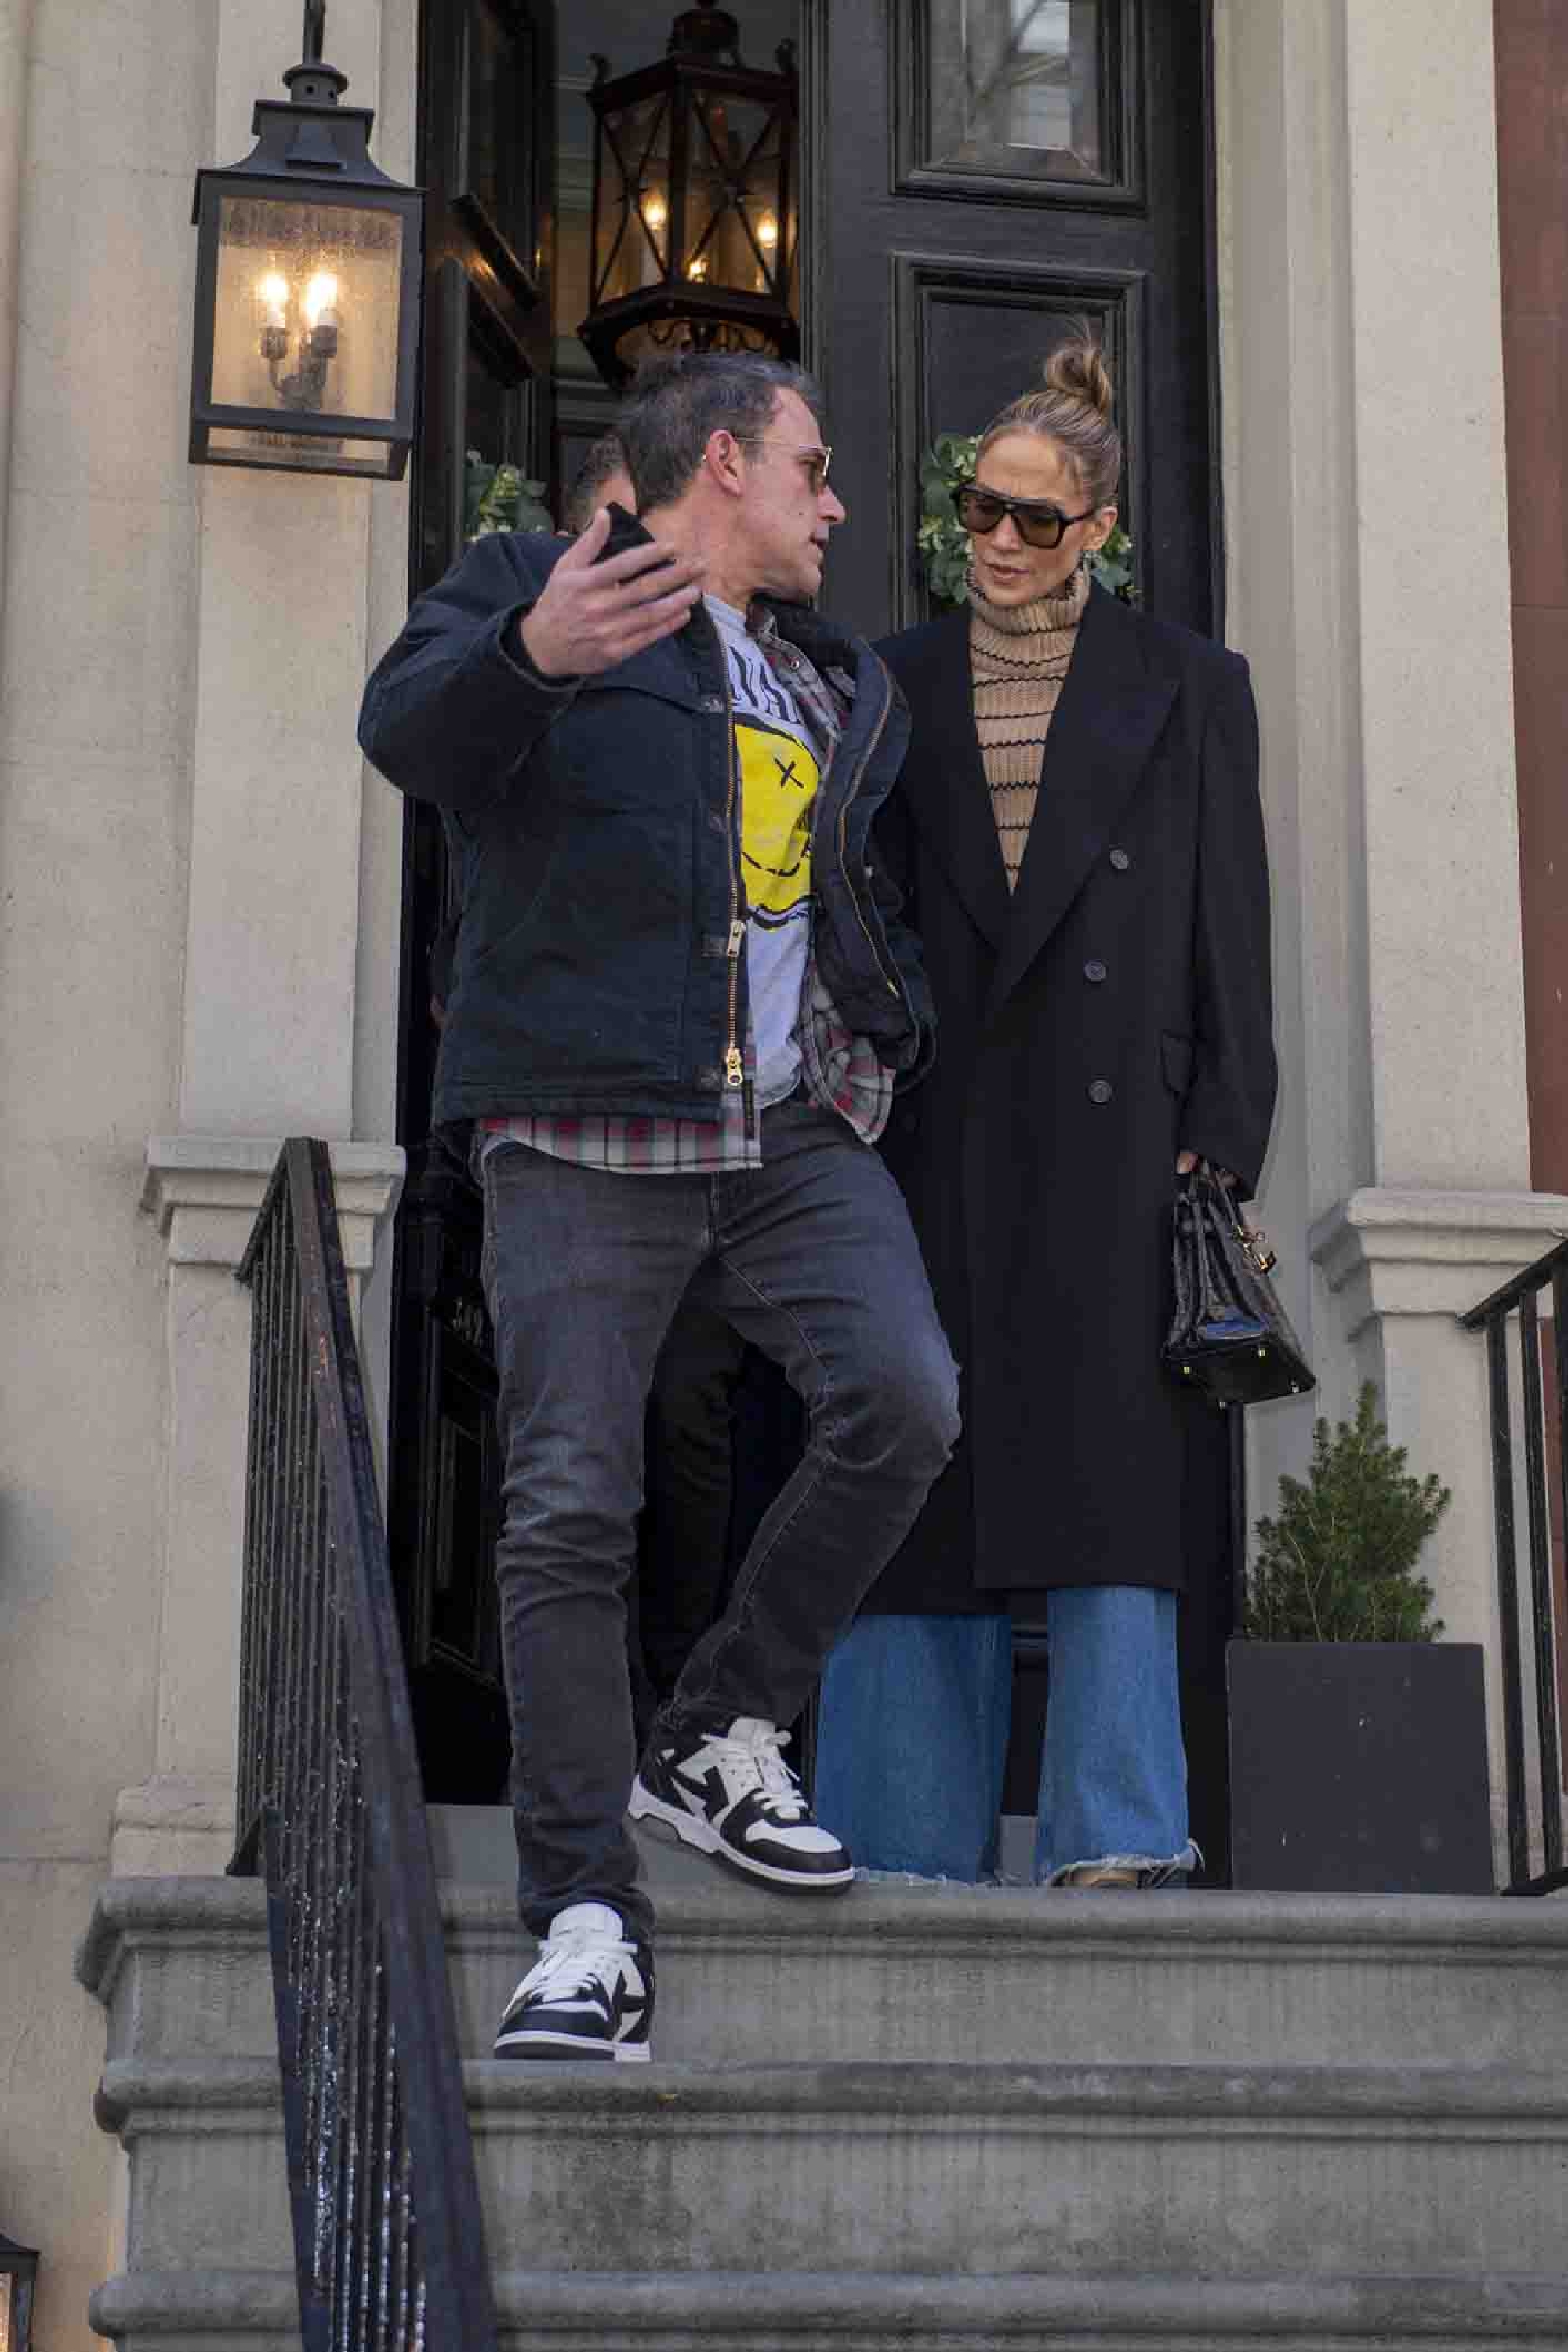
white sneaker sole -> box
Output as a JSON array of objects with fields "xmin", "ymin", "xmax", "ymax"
[
  {"xmin": 629, "ymin": 1779, "xmax": 854, "ymax": 1892},
  {"xmin": 493, "ymin": 2027, "xmax": 651, "ymax": 2063}
]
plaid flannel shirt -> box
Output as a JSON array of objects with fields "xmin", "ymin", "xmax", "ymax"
[{"xmin": 481, "ymin": 605, "xmax": 895, "ymax": 1174}]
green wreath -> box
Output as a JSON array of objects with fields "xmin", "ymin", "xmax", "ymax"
[
  {"xmin": 464, "ymin": 450, "xmax": 554, "ymax": 543},
  {"xmin": 918, "ymin": 431, "xmax": 1136, "ymax": 608}
]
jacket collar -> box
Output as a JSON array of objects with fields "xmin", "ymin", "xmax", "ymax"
[
  {"xmin": 889, "ymin": 608, "xmax": 1012, "ymax": 953},
  {"xmin": 986, "ymin": 583, "xmax": 1177, "ymax": 1016},
  {"xmin": 888, "ymin": 585, "xmax": 1178, "ymax": 999}
]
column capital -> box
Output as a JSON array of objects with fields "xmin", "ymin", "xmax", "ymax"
[
  {"xmin": 1310, "ymin": 1186, "xmax": 1568, "ymax": 1331},
  {"xmin": 140, "ymin": 1135, "xmax": 405, "ymax": 1272}
]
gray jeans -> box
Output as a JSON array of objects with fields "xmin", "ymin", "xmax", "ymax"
[{"xmin": 477, "ymin": 1098, "xmax": 960, "ymax": 1939}]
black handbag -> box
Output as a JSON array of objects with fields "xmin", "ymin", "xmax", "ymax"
[{"xmin": 1162, "ymin": 1166, "xmax": 1315, "ymax": 1407}]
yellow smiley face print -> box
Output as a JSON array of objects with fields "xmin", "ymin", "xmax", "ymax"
[{"xmin": 737, "ymin": 718, "xmax": 820, "ymax": 927}]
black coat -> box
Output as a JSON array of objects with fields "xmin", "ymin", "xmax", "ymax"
[{"xmin": 866, "ymin": 584, "xmax": 1276, "ymax": 1610}]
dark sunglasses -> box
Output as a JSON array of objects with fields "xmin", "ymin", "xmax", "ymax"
[{"xmin": 956, "ymin": 484, "xmax": 1098, "ymax": 550}]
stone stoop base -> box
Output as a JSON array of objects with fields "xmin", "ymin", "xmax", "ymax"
[
  {"xmin": 89, "ymin": 2267, "xmax": 1568, "ymax": 2351},
  {"xmin": 77, "ymin": 1867, "xmax": 1568, "ymax": 2350}
]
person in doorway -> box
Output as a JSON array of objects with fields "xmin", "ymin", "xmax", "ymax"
[
  {"xmin": 813, "ymin": 334, "xmax": 1276, "ymax": 1889},
  {"xmin": 358, "ymin": 353, "xmax": 956, "ymax": 2060}
]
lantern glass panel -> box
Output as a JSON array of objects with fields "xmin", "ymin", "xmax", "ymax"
[
  {"xmin": 211, "ymin": 196, "xmax": 405, "ymax": 427},
  {"xmin": 684, "ymin": 93, "xmax": 786, "ymax": 295},
  {"xmin": 594, "ymin": 96, "xmax": 672, "ymax": 305}
]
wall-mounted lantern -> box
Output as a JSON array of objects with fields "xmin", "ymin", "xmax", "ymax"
[
  {"xmin": 0, "ymin": 2231, "xmax": 38, "ymax": 2352},
  {"xmin": 579, "ymin": 2, "xmax": 798, "ymax": 390},
  {"xmin": 189, "ymin": 1, "xmax": 423, "ymax": 477}
]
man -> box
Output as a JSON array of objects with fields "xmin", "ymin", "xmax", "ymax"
[{"xmin": 358, "ymin": 354, "xmax": 957, "ymax": 2063}]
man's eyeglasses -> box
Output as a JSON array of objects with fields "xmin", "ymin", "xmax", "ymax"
[
  {"xmin": 736, "ymin": 437, "xmax": 833, "ymax": 495},
  {"xmin": 956, "ymin": 484, "xmax": 1097, "ymax": 549}
]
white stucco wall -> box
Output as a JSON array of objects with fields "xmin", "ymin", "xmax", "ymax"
[{"xmin": 0, "ymin": 5, "xmax": 411, "ymax": 2343}]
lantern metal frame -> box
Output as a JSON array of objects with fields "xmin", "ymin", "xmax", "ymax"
[
  {"xmin": 579, "ymin": 2, "xmax": 799, "ymax": 390},
  {"xmin": 189, "ymin": 1, "xmax": 423, "ymax": 478},
  {"xmin": 0, "ymin": 2230, "xmax": 38, "ymax": 2352}
]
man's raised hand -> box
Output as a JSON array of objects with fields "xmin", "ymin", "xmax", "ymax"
[{"xmin": 519, "ymin": 507, "xmax": 706, "ymax": 680}]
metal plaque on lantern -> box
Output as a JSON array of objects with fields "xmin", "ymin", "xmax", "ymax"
[
  {"xmin": 580, "ymin": 2, "xmax": 798, "ymax": 390},
  {"xmin": 189, "ymin": 2, "xmax": 423, "ymax": 477}
]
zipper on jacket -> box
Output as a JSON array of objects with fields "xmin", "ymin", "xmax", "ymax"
[{"xmin": 719, "ymin": 670, "xmax": 749, "ymax": 1115}]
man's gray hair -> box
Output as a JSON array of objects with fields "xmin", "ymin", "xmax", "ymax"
[{"xmin": 617, "ymin": 352, "xmax": 825, "ymax": 515}]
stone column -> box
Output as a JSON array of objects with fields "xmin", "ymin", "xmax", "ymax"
[
  {"xmin": 112, "ymin": 1138, "xmax": 403, "ymax": 1876},
  {"xmin": 1217, "ymin": 0, "xmax": 1539, "ymax": 1861}
]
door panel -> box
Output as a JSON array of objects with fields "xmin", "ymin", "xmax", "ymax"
[{"xmin": 895, "ymin": 0, "xmax": 1142, "ymax": 205}]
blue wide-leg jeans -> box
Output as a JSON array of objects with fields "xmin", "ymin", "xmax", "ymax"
[{"xmin": 813, "ymin": 1589, "xmax": 1192, "ymax": 1882}]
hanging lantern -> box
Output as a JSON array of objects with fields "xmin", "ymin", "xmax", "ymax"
[
  {"xmin": 188, "ymin": 1, "xmax": 423, "ymax": 477},
  {"xmin": 580, "ymin": 2, "xmax": 799, "ymax": 390},
  {"xmin": 0, "ymin": 2232, "xmax": 38, "ymax": 2352}
]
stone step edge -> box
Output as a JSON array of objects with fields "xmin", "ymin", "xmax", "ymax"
[
  {"xmin": 89, "ymin": 2266, "xmax": 1568, "ymax": 2345},
  {"xmin": 78, "ymin": 1873, "xmax": 1568, "ymax": 2005},
  {"xmin": 95, "ymin": 2055, "xmax": 1568, "ymax": 2134}
]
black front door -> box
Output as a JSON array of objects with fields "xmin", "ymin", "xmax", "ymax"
[
  {"xmin": 389, "ymin": 0, "xmax": 555, "ymax": 1802},
  {"xmin": 806, "ymin": 0, "xmax": 1236, "ymax": 1871}
]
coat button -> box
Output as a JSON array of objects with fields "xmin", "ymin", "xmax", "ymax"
[
  {"xmin": 1083, "ymin": 959, "xmax": 1107, "ymax": 983},
  {"xmin": 706, "ymin": 809, "xmax": 727, "ymax": 833},
  {"xmin": 699, "ymin": 694, "xmax": 724, "ymax": 713},
  {"xmin": 1109, "ymin": 848, "xmax": 1131, "ymax": 871},
  {"xmin": 1087, "ymin": 1078, "xmax": 1114, "ymax": 1105},
  {"xmin": 697, "ymin": 1066, "xmax": 722, "ymax": 1091}
]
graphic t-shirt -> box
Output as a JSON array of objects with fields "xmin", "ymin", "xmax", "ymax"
[{"xmin": 706, "ymin": 594, "xmax": 821, "ymax": 1108}]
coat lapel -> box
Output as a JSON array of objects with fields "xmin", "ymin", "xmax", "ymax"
[
  {"xmin": 890, "ymin": 612, "xmax": 1011, "ymax": 953},
  {"xmin": 985, "ymin": 586, "xmax": 1178, "ymax": 1020}
]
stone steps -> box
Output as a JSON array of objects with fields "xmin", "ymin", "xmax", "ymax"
[
  {"xmin": 88, "ymin": 2264, "xmax": 1568, "ymax": 2350},
  {"xmin": 79, "ymin": 1862, "xmax": 1568, "ymax": 2351},
  {"xmin": 95, "ymin": 2049, "xmax": 1568, "ymax": 2281}
]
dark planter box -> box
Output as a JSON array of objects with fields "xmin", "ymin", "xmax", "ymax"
[{"xmin": 1227, "ymin": 1640, "xmax": 1494, "ymax": 1894}]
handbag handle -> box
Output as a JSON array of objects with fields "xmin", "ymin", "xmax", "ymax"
[{"xmin": 1191, "ymin": 1160, "xmax": 1278, "ymax": 1276}]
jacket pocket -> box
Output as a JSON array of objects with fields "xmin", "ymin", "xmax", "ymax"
[{"xmin": 1160, "ymin": 1031, "xmax": 1195, "ymax": 1097}]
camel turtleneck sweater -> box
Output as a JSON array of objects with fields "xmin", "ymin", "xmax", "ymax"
[{"xmin": 967, "ymin": 562, "xmax": 1089, "ymax": 891}]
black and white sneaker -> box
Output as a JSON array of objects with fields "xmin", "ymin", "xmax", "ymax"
[
  {"xmin": 630, "ymin": 1715, "xmax": 854, "ymax": 1892},
  {"xmin": 492, "ymin": 1902, "xmax": 653, "ymax": 2063}
]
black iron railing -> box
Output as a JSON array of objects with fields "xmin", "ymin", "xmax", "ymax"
[
  {"xmin": 233, "ymin": 1138, "xmax": 497, "ymax": 2351},
  {"xmin": 1461, "ymin": 1237, "xmax": 1568, "ymax": 1896}
]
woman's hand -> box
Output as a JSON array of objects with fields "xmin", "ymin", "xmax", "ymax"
[{"xmin": 1177, "ymin": 1151, "xmax": 1237, "ymax": 1185}]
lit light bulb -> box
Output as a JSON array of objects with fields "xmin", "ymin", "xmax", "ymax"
[
  {"xmin": 302, "ymin": 270, "xmax": 340, "ymax": 331},
  {"xmin": 757, "ymin": 212, "xmax": 779, "ymax": 251},
  {"xmin": 643, "ymin": 191, "xmax": 668, "ymax": 232},
  {"xmin": 687, "ymin": 254, "xmax": 709, "ymax": 282},
  {"xmin": 256, "ymin": 270, "xmax": 289, "ymax": 329}
]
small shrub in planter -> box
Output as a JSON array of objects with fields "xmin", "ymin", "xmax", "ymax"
[{"xmin": 1229, "ymin": 1385, "xmax": 1494, "ymax": 1893}]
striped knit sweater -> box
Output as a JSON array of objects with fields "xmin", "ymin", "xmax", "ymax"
[{"xmin": 967, "ymin": 562, "xmax": 1089, "ymax": 889}]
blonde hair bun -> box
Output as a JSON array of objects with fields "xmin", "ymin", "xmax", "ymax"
[{"xmin": 1042, "ymin": 336, "xmax": 1115, "ymax": 419}]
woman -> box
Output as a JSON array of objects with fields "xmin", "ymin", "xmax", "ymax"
[{"xmin": 813, "ymin": 336, "xmax": 1276, "ymax": 1886}]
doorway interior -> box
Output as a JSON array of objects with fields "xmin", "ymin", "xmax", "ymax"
[{"xmin": 390, "ymin": 0, "xmax": 1235, "ymax": 1872}]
